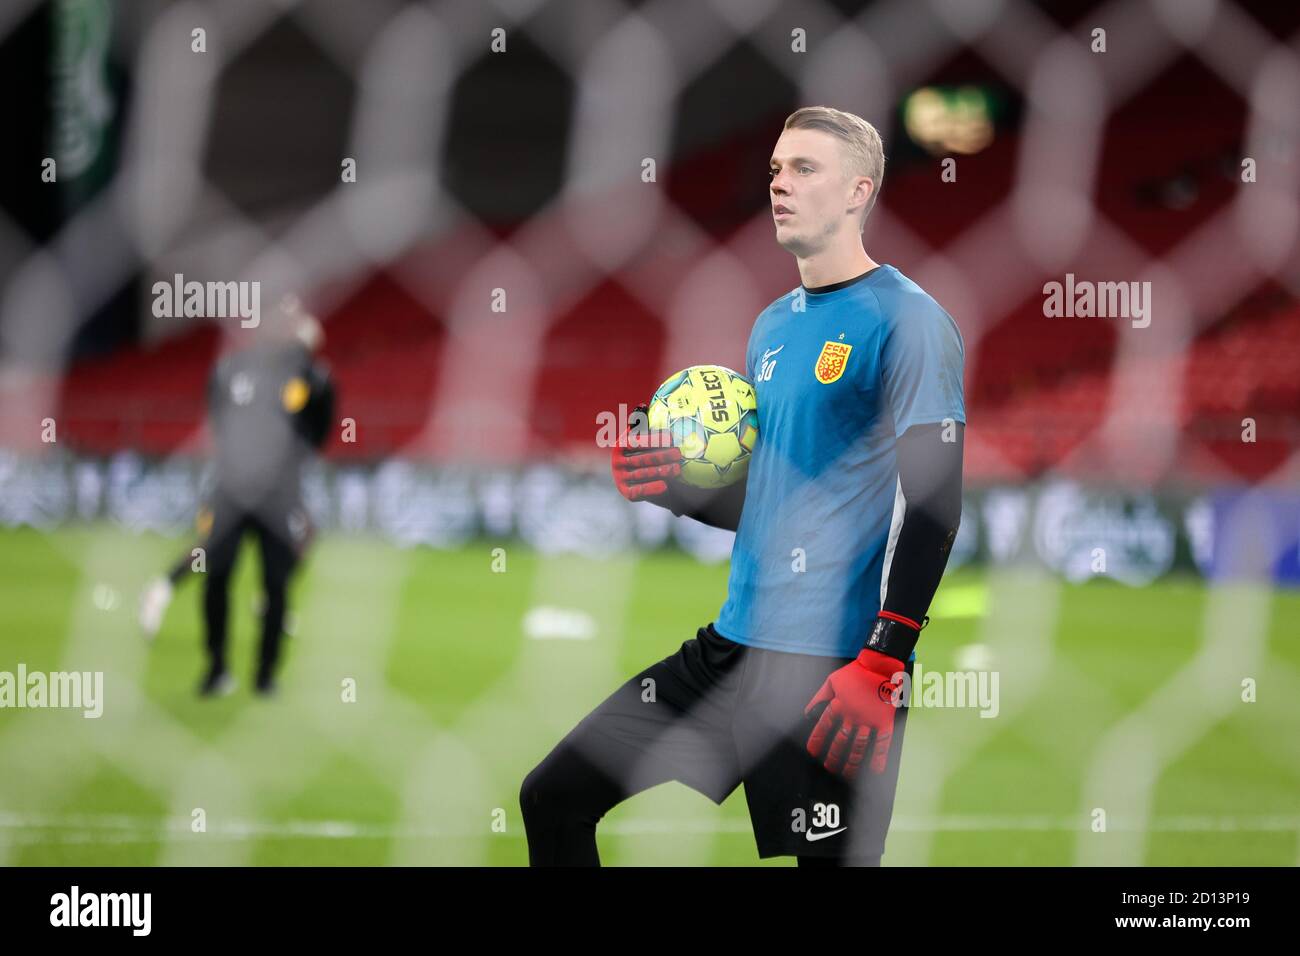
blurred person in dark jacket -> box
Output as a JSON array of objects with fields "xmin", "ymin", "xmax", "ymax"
[{"xmin": 140, "ymin": 295, "xmax": 335, "ymax": 697}]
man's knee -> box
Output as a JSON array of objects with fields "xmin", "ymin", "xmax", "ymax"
[
  {"xmin": 261, "ymin": 555, "xmax": 295, "ymax": 594},
  {"xmin": 519, "ymin": 763, "xmax": 544, "ymax": 822},
  {"xmin": 520, "ymin": 746, "xmax": 621, "ymax": 831},
  {"xmin": 204, "ymin": 570, "xmax": 232, "ymax": 600},
  {"xmin": 519, "ymin": 759, "xmax": 569, "ymax": 828}
]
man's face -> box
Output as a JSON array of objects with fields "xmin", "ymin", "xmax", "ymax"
[{"xmin": 768, "ymin": 127, "xmax": 873, "ymax": 257}]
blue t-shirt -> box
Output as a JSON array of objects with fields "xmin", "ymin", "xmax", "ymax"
[{"xmin": 714, "ymin": 265, "xmax": 965, "ymax": 658}]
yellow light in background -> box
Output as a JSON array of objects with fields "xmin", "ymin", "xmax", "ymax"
[{"xmin": 904, "ymin": 86, "xmax": 996, "ymax": 156}]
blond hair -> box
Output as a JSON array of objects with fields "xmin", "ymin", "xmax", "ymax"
[{"xmin": 783, "ymin": 106, "xmax": 885, "ymax": 227}]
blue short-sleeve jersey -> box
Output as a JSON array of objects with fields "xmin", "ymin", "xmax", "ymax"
[{"xmin": 713, "ymin": 265, "xmax": 965, "ymax": 658}]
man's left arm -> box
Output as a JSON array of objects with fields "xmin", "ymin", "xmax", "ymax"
[
  {"xmin": 298, "ymin": 363, "xmax": 336, "ymax": 450},
  {"xmin": 804, "ymin": 422, "xmax": 963, "ymax": 779},
  {"xmin": 866, "ymin": 419, "xmax": 964, "ymax": 657},
  {"xmin": 805, "ymin": 297, "xmax": 966, "ymax": 780}
]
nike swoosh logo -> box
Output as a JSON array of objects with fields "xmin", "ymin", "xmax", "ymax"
[
  {"xmin": 805, "ymin": 827, "xmax": 847, "ymax": 842},
  {"xmin": 762, "ymin": 345, "xmax": 784, "ymax": 362}
]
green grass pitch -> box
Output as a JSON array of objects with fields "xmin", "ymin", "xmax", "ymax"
[{"xmin": 0, "ymin": 524, "xmax": 1297, "ymax": 865}]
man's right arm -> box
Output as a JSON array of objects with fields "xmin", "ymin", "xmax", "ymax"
[
  {"xmin": 609, "ymin": 404, "xmax": 746, "ymax": 532},
  {"xmin": 659, "ymin": 476, "xmax": 746, "ymax": 532},
  {"xmin": 630, "ymin": 324, "xmax": 758, "ymax": 533}
]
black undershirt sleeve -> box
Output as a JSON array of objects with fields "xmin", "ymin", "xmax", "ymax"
[
  {"xmin": 661, "ymin": 474, "xmax": 747, "ymax": 532},
  {"xmin": 879, "ymin": 420, "xmax": 964, "ymax": 630},
  {"xmin": 297, "ymin": 364, "xmax": 336, "ymax": 449}
]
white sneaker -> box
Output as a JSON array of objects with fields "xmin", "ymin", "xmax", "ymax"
[
  {"xmin": 199, "ymin": 669, "xmax": 237, "ymax": 698},
  {"xmin": 139, "ymin": 577, "xmax": 173, "ymax": 641}
]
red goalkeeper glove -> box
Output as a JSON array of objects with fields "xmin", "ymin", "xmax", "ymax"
[
  {"xmin": 610, "ymin": 405, "xmax": 681, "ymax": 503},
  {"xmin": 804, "ymin": 646, "xmax": 908, "ymax": 780}
]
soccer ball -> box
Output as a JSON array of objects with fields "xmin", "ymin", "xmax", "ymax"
[{"xmin": 646, "ymin": 365, "xmax": 758, "ymax": 489}]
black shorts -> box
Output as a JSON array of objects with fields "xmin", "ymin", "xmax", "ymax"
[{"xmin": 554, "ymin": 624, "xmax": 912, "ymax": 859}]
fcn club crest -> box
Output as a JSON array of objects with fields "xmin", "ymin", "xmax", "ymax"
[{"xmin": 814, "ymin": 341, "xmax": 853, "ymax": 384}]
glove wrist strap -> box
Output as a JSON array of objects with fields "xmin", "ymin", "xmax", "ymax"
[{"xmin": 861, "ymin": 615, "xmax": 920, "ymax": 663}]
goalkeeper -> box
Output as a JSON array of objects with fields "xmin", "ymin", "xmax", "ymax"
[{"xmin": 522, "ymin": 106, "xmax": 965, "ymax": 865}]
